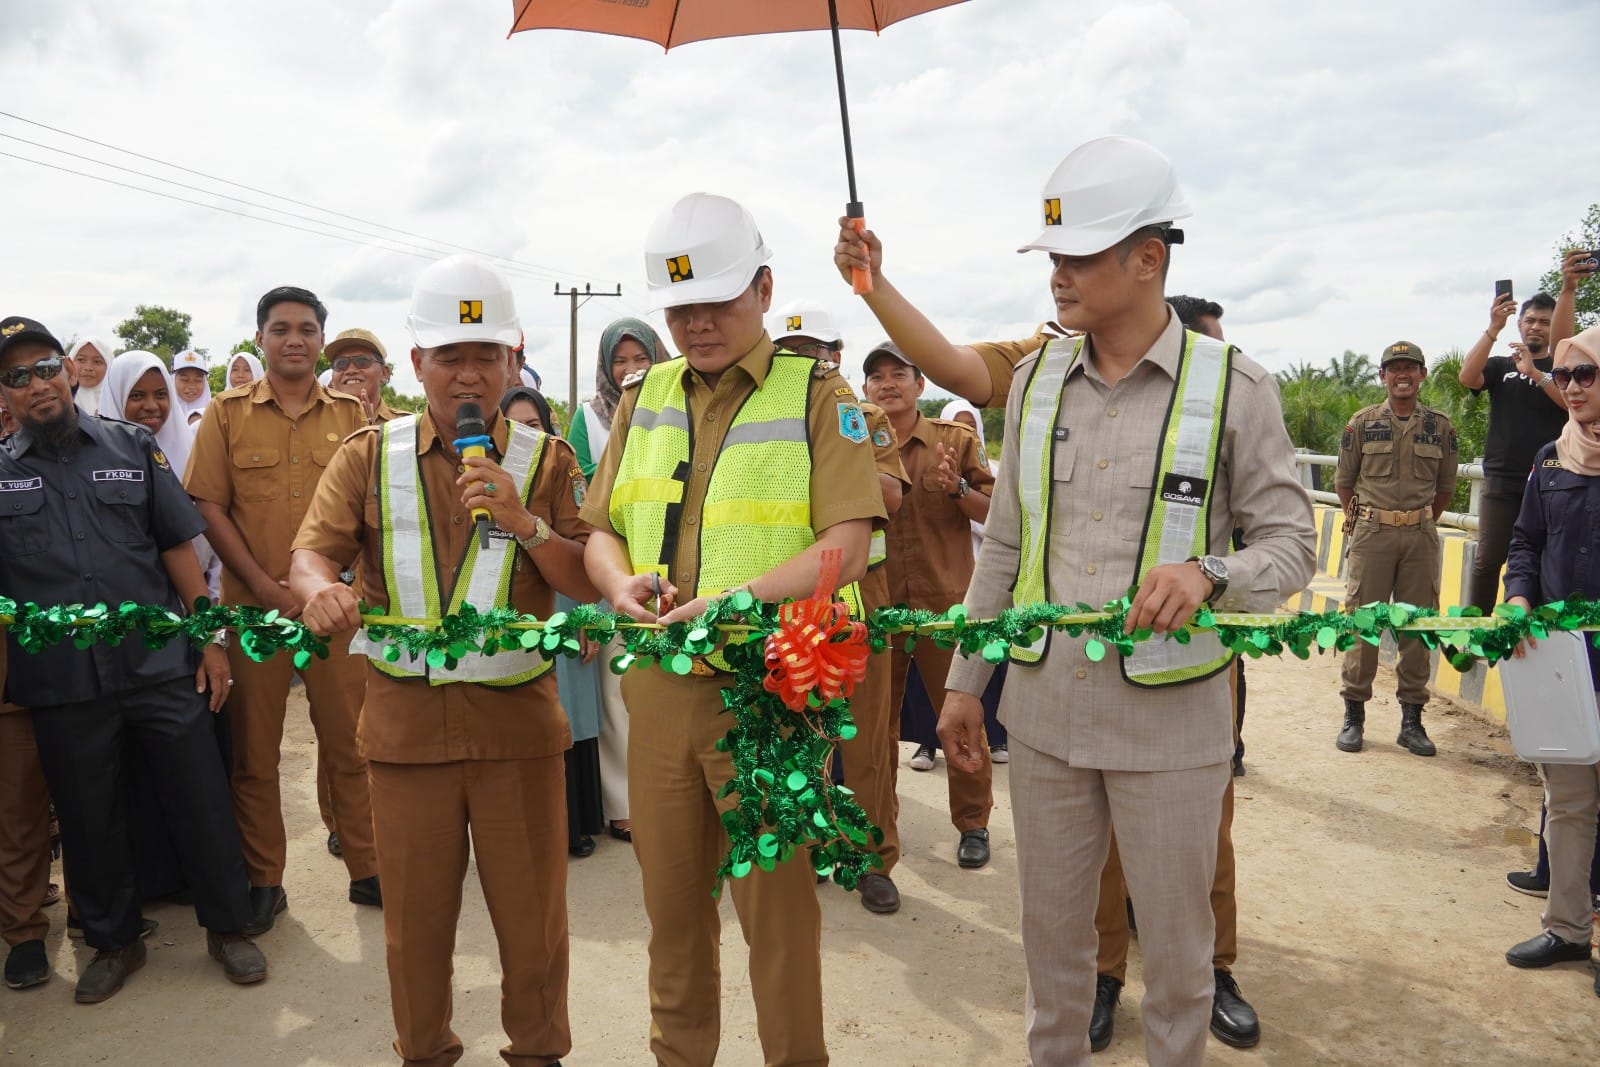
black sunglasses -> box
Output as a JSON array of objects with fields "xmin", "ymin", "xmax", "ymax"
[
  {"xmin": 331, "ymin": 355, "xmax": 382, "ymax": 372},
  {"xmin": 0, "ymin": 356, "xmax": 66, "ymax": 390},
  {"xmin": 1551, "ymin": 364, "xmax": 1599, "ymax": 390}
]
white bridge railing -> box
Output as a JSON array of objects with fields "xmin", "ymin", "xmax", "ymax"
[{"xmin": 1293, "ymin": 450, "xmax": 1485, "ymax": 533}]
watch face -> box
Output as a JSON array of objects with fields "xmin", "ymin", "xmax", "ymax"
[{"xmin": 1204, "ymin": 555, "xmax": 1228, "ymax": 580}]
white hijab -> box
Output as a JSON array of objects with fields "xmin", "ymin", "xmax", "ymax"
[
  {"xmin": 939, "ymin": 398, "xmax": 987, "ymax": 454},
  {"xmin": 226, "ymin": 351, "xmax": 264, "ymax": 386},
  {"xmin": 101, "ymin": 351, "xmax": 194, "ymax": 479},
  {"xmin": 68, "ymin": 335, "xmax": 116, "ymax": 417}
]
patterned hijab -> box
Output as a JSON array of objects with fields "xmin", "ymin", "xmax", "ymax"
[{"xmin": 591, "ymin": 317, "xmax": 669, "ymax": 426}]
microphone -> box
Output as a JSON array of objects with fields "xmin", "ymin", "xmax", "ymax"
[{"xmin": 454, "ymin": 402, "xmax": 493, "ymax": 550}]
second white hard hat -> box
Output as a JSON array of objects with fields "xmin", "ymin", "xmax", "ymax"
[
  {"xmin": 407, "ymin": 254, "xmax": 521, "ymax": 349},
  {"xmin": 770, "ymin": 299, "xmax": 842, "ymax": 345},
  {"xmin": 644, "ymin": 193, "xmax": 772, "ymax": 312},
  {"xmin": 1017, "ymin": 136, "xmax": 1192, "ymax": 257}
]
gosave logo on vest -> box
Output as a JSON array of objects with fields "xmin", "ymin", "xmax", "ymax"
[{"xmin": 1159, "ymin": 472, "xmax": 1207, "ymax": 508}]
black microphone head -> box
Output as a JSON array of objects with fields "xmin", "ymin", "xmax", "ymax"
[{"xmin": 455, "ymin": 401, "xmax": 486, "ymax": 439}]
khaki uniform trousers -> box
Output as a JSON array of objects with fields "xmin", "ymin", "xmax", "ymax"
[
  {"xmin": 621, "ymin": 668, "xmax": 828, "ymax": 1067},
  {"xmin": 368, "ymin": 757, "xmax": 571, "ymax": 1067},
  {"xmin": 1339, "ymin": 521, "xmax": 1440, "ymax": 705},
  {"xmin": 1097, "ymin": 669, "xmax": 1242, "ymax": 977},
  {"xmin": 889, "ymin": 641, "xmax": 993, "ymax": 832},
  {"xmin": 0, "ymin": 712, "xmax": 51, "ymax": 947},
  {"xmin": 1539, "ymin": 760, "xmax": 1600, "ymax": 944},
  {"xmin": 835, "ymin": 566, "xmax": 899, "ymax": 873},
  {"xmin": 227, "ymin": 628, "xmax": 376, "ymax": 885},
  {"xmin": 1012, "ymin": 736, "xmax": 1229, "ymax": 1067}
]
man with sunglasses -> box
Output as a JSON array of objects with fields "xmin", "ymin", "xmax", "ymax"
[
  {"xmin": 1335, "ymin": 342, "xmax": 1459, "ymax": 757},
  {"xmin": 0, "ymin": 316, "xmax": 266, "ymax": 1000},
  {"xmin": 327, "ymin": 328, "xmax": 402, "ymax": 425}
]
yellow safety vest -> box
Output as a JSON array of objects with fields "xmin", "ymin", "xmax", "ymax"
[
  {"xmin": 350, "ymin": 414, "xmax": 554, "ymax": 687},
  {"xmin": 1012, "ymin": 330, "xmax": 1234, "ymax": 686},
  {"xmin": 609, "ymin": 355, "xmax": 864, "ymax": 619}
]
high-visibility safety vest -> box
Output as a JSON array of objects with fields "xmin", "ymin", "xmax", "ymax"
[
  {"xmin": 608, "ymin": 355, "xmax": 864, "ymax": 622},
  {"xmin": 867, "ymin": 528, "xmax": 886, "ymax": 570},
  {"xmin": 1011, "ymin": 329, "xmax": 1235, "ymax": 687},
  {"xmin": 349, "ymin": 414, "xmax": 554, "ymax": 687}
]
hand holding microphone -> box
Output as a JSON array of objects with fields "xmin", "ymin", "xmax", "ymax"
[{"xmin": 454, "ymin": 402, "xmax": 496, "ymax": 550}]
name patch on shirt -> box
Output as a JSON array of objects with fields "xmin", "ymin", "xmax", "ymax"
[
  {"xmin": 1362, "ymin": 423, "xmax": 1393, "ymax": 442},
  {"xmin": 0, "ymin": 477, "xmax": 42, "ymax": 492},
  {"xmin": 92, "ymin": 469, "xmax": 145, "ymax": 483},
  {"xmin": 1159, "ymin": 472, "xmax": 1207, "ymax": 508}
]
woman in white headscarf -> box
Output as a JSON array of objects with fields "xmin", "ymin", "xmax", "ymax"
[
  {"xmin": 68, "ymin": 335, "xmax": 116, "ymax": 416},
  {"xmin": 226, "ymin": 351, "xmax": 264, "ymax": 389}
]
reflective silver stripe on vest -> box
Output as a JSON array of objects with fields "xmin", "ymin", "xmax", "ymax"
[
  {"xmin": 627, "ymin": 405, "xmax": 690, "ymax": 434},
  {"xmin": 350, "ymin": 415, "xmax": 433, "ymax": 664},
  {"xmin": 720, "ymin": 417, "xmax": 809, "ymax": 449},
  {"xmin": 867, "ymin": 528, "xmax": 886, "ymax": 569},
  {"xmin": 1011, "ymin": 338, "xmax": 1080, "ymax": 662}
]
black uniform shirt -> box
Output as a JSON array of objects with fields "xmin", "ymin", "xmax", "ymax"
[
  {"xmin": 0, "ymin": 415, "xmax": 205, "ymax": 706},
  {"xmin": 1473, "ymin": 355, "xmax": 1568, "ymax": 491}
]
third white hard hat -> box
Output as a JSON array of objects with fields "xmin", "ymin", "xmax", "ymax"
[
  {"xmin": 407, "ymin": 254, "xmax": 521, "ymax": 349},
  {"xmin": 1017, "ymin": 136, "xmax": 1192, "ymax": 257},
  {"xmin": 770, "ymin": 299, "xmax": 842, "ymax": 346},
  {"xmin": 644, "ymin": 193, "xmax": 772, "ymax": 312}
]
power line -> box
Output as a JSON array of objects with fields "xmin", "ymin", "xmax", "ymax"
[{"xmin": 0, "ymin": 109, "xmax": 619, "ymax": 286}]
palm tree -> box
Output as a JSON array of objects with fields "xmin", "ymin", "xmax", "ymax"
[{"xmin": 1325, "ymin": 350, "xmax": 1377, "ymax": 392}]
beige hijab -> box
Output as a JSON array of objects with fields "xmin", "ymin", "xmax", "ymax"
[{"xmin": 1554, "ymin": 326, "xmax": 1600, "ymax": 475}]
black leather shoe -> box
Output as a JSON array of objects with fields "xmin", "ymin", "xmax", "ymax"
[
  {"xmin": 568, "ymin": 835, "xmax": 596, "ymax": 859},
  {"xmin": 1210, "ymin": 969, "xmax": 1261, "ymax": 1048},
  {"xmin": 243, "ymin": 886, "xmax": 287, "ymax": 936},
  {"xmin": 1089, "ymin": 974, "xmax": 1121, "ymax": 1052},
  {"xmin": 207, "ymin": 931, "xmax": 268, "ymax": 985},
  {"xmin": 326, "ymin": 831, "xmax": 342, "ymax": 857},
  {"xmin": 349, "ymin": 876, "xmax": 382, "ymax": 908},
  {"xmin": 1505, "ymin": 930, "xmax": 1594, "ymax": 968},
  {"xmin": 957, "ymin": 828, "xmax": 990, "ymax": 869},
  {"xmin": 1336, "ymin": 699, "xmax": 1365, "ymax": 752},
  {"xmin": 4, "ymin": 939, "xmax": 49, "ymax": 990},
  {"xmin": 74, "ymin": 939, "xmax": 146, "ymax": 1004},
  {"xmin": 857, "ymin": 873, "xmax": 901, "ymax": 914}
]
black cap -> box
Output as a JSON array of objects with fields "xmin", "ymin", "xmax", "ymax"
[{"xmin": 0, "ymin": 317, "xmax": 65, "ymax": 363}]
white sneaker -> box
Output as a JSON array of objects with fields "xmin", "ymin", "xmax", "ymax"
[
  {"xmin": 908, "ymin": 744, "xmax": 937, "ymax": 771},
  {"xmin": 989, "ymin": 743, "xmax": 1009, "ymax": 764}
]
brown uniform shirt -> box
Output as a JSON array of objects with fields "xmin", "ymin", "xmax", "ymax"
[
  {"xmin": 1336, "ymin": 402, "xmax": 1459, "ymax": 511},
  {"xmin": 884, "ymin": 414, "xmax": 995, "ymax": 610},
  {"xmin": 581, "ymin": 337, "xmax": 886, "ymax": 594},
  {"xmin": 372, "ymin": 400, "xmax": 406, "ymax": 424},
  {"xmin": 968, "ymin": 322, "xmax": 1074, "ymax": 408},
  {"xmin": 293, "ymin": 411, "xmax": 588, "ymax": 764},
  {"xmin": 185, "ymin": 377, "xmax": 366, "ymax": 604},
  {"xmin": 861, "ymin": 401, "xmax": 911, "ymax": 494}
]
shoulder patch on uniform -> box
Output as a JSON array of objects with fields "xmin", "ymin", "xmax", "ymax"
[
  {"xmin": 1340, "ymin": 424, "xmax": 1353, "ymax": 450},
  {"xmin": 833, "ymin": 385, "xmax": 855, "ymax": 398},
  {"xmin": 838, "ymin": 403, "xmax": 869, "ymax": 444},
  {"xmin": 872, "ymin": 428, "xmax": 891, "ymax": 448},
  {"xmin": 620, "ymin": 369, "xmax": 647, "ymax": 389},
  {"xmin": 569, "ymin": 463, "xmax": 587, "ymax": 506},
  {"xmin": 151, "ymin": 448, "xmax": 170, "ymax": 471},
  {"xmin": 1542, "ymin": 457, "xmax": 1563, "ymax": 468},
  {"xmin": 811, "ymin": 360, "xmax": 841, "ymax": 380}
]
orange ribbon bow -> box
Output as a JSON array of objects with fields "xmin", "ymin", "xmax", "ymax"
[{"xmin": 762, "ymin": 549, "xmax": 869, "ymax": 713}]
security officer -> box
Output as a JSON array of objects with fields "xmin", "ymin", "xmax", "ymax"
[
  {"xmin": 186, "ymin": 287, "xmax": 379, "ymax": 931},
  {"xmin": 0, "ymin": 316, "xmax": 265, "ymax": 1001},
  {"xmin": 292, "ymin": 255, "xmax": 594, "ymax": 1067},
  {"xmin": 773, "ymin": 302, "xmax": 912, "ymax": 913},
  {"xmin": 860, "ymin": 341, "xmax": 997, "ymax": 870},
  {"xmin": 583, "ymin": 193, "xmax": 884, "ymax": 1065},
  {"xmin": 328, "ymin": 327, "xmax": 404, "ymax": 425},
  {"xmin": 1335, "ymin": 341, "xmax": 1458, "ymax": 757}
]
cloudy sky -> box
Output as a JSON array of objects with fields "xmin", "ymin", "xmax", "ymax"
[{"xmin": 2, "ymin": 0, "xmax": 1596, "ymax": 409}]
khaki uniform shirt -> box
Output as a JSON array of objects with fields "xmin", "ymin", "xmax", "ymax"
[
  {"xmin": 293, "ymin": 411, "xmax": 588, "ymax": 763},
  {"xmin": 581, "ymin": 337, "xmax": 887, "ymax": 593},
  {"xmin": 946, "ymin": 312, "xmax": 1317, "ymax": 771},
  {"xmin": 884, "ymin": 414, "xmax": 995, "ymax": 610},
  {"xmin": 185, "ymin": 377, "xmax": 365, "ymax": 604},
  {"xmin": 1335, "ymin": 402, "xmax": 1459, "ymax": 511},
  {"xmin": 372, "ymin": 400, "xmax": 406, "ymax": 424},
  {"xmin": 861, "ymin": 402, "xmax": 910, "ymax": 496}
]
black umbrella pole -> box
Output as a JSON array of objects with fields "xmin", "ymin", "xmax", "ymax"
[{"xmin": 828, "ymin": 0, "xmax": 872, "ymax": 294}]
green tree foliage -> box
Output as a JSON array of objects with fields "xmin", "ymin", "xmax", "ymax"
[
  {"xmin": 380, "ymin": 385, "xmax": 426, "ymax": 414},
  {"xmin": 1417, "ymin": 349, "xmax": 1486, "ymax": 513},
  {"xmin": 1275, "ymin": 351, "xmax": 1382, "ymax": 460},
  {"xmin": 114, "ymin": 305, "xmax": 195, "ymax": 359},
  {"xmin": 1538, "ymin": 202, "xmax": 1600, "ymax": 329}
]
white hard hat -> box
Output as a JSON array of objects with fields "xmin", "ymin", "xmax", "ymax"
[
  {"xmin": 172, "ymin": 348, "xmax": 208, "ymax": 372},
  {"xmin": 771, "ymin": 300, "xmax": 842, "ymax": 346},
  {"xmin": 1017, "ymin": 136, "xmax": 1192, "ymax": 256},
  {"xmin": 407, "ymin": 254, "xmax": 521, "ymax": 349},
  {"xmin": 644, "ymin": 193, "xmax": 772, "ymax": 312}
]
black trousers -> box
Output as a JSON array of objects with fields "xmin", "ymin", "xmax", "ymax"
[
  {"xmin": 1468, "ymin": 489, "xmax": 1523, "ymax": 613},
  {"xmin": 30, "ymin": 676, "xmax": 252, "ymax": 950}
]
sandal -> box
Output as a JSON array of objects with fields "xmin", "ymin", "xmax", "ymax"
[
  {"xmin": 42, "ymin": 882, "xmax": 62, "ymax": 907},
  {"xmin": 608, "ymin": 821, "xmax": 632, "ymax": 843}
]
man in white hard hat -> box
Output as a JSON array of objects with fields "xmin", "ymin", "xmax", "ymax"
[
  {"xmin": 582, "ymin": 194, "xmax": 884, "ymax": 1062},
  {"xmin": 845, "ymin": 138, "xmax": 1315, "ymax": 1063},
  {"xmin": 292, "ymin": 254, "xmax": 597, "ymax": 1067},
  {"xmin": 186, "ymin": 287, "xmax": 380, "ymax": 935}
]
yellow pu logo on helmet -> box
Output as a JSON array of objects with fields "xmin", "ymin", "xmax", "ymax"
[
  {"xmin": 786, "ymin": 316, "xmax": 803, "ymax": 332},
  {"xmin": 666, "ymin": 255, "xmax": 694, "ymax": 284},
  {"xmin": 459, "ymin": 300, "xmax": 484, "ymax": 324},
  {"xmin": 1044, "ymin": 198, "xmax": 1062, "ymax": 226}
]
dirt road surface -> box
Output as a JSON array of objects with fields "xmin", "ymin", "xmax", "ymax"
[{"xmin": 3, "ymin": 653, "xmax": 1597, "ymax": 1065}]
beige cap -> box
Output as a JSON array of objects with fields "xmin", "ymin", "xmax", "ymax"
[{"xmin": 325, "ymin": 328, "xmax": 388, "ymax": 364}]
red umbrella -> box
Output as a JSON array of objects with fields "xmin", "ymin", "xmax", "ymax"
[{"xmin": 508, "ymin": 0, "xmax": 973, "ymax": 294}]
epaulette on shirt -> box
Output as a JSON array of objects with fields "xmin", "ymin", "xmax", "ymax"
[
  {"xmin": 620, "ymin": 369, "xmax": 647, "ymax": 390},
  {"xmin": 811, "ymin": 360, "xmax": 841, "ymax": 380}
]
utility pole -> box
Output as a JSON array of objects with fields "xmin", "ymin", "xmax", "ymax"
[{"xmin": 552, "ymin": 282, "xmax": 623, "ymax": 417}]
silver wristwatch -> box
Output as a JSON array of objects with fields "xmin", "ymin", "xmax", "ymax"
[
  {"xmin": 516, "ymin": 514, "xmax": 552, "ymax": 552},
  {"xmin": 1188, "ymin": 554, "xmax": 1229, "ymax": 603}
]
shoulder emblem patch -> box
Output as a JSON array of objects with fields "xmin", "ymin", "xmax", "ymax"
[
  {"xmin": 569, "ymin": 464, "xmax": 587, "ymax": 506},
  {"xmin": 1341, "ymin": 424, "xmax": 1353, "ymax": 450},
  {"xmin": 811, "ymin": 360, "xmax": 840, "ymax": 379},
  {"xmin": 872, "ymin": 428, "xmax": 891, "ymax": 448},
  {"xmin": 833, "ymin": 386, "xmax": 855, "ymax": 398},
  {"xmin": 151, "ymin": 449, "xmax": 170, "ymax": 471},
  {"xmin": 838, "ymin": 403, "xmax": 869, "ymax": 444}
]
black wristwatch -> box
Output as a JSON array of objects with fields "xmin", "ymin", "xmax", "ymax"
[
  {"xmin": 947, "ymin": 477, "xmax": 970, "ymax": 499},
  {"xmin": 1187, "ymin": 554, "xmax": 1229, "ymax": 603}
]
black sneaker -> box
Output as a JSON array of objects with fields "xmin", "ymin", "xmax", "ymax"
[{"xmin": 1505, "ymin": 870, "xmax": 1549, "ymax": 898}]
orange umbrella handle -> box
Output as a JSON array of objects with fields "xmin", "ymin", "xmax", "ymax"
[{"xmin": 848, "ymin": 214, "xmax": 873, "ymax": 295}]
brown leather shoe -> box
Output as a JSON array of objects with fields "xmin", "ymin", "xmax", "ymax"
[
  {"xmin": 74, "ymin": 939, "xmax": 146, "ymax": 1004},
  {"xmin": 857, "ymin": 873, "xmax": 901, "ymax": 914},
  {"xmin": 207, "ymin": 931, "xmax": 268, "ymax": 985}
]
